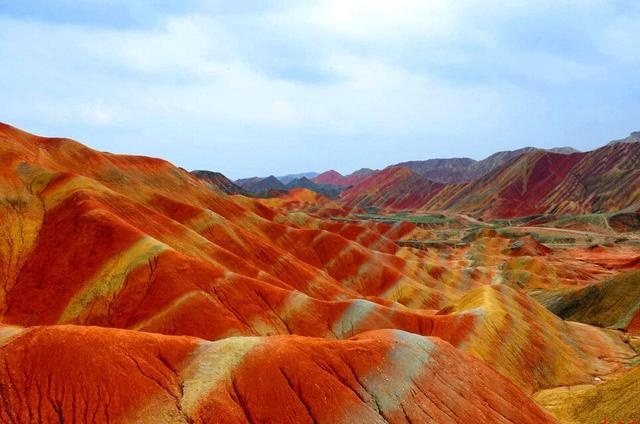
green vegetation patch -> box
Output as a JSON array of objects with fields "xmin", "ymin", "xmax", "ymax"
[{"xmin": 354, "ymin": 213, "xmax": 454, "ymax": 225}]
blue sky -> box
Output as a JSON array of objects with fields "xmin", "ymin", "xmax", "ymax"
[{"xmin": 1, "ymin": 1, "xmax": 639, "ymax": 178}]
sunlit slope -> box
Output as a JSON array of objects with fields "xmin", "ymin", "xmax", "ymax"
[
  {"xmin": 535, "ymin": 365, "xmax": 640, "ymax": 424},
  {"xmin": 438, "ymin": 284, "xmax": 633, "ymax": 393},
  {"xmin": 541, "ymin": 270, "xmax": 640, "ymax": 333}
]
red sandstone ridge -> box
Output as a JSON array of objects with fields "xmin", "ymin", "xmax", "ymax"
[
  {"xmin": 340, "ymin": 166, "xmax": 445, "ymax": 210},
  {"xmin": 340, "ymin": 168, "xmax": 378, "ymax": 186},
  {"xmin": 313, "ymin": 168, "xmax": 377, "ymax": 187},
  {"xmin": 0, "ymin": 325, "xmax": 555, "ymax": 423},
  {"xmin": 313, "ymin": 169, "xmax": 345, "ymax": 185},
  {"xmin": 339, "ymin": 138, "xmax": 640, "ymax": 219}
]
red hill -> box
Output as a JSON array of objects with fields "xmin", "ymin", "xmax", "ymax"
[
  {"xmin": 313, "ymin": 168, "xmax": 377, "ymax": 187},
  {"xmin": 340, "ymin": 166, "xmax": 445, "ymax": 210},
  {"xmin": 422, "ymin": 141, "xmax": 640, "ymax": 219},
  {"xmin": 313, "ymin": 169, "xmax": 345, "ymax": 185},
  {"xmin": 0, "ymin": 326, "xmax": 555, "ymax": 423}
]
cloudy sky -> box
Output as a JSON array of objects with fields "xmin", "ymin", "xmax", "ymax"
[{"xmin": 1, "ymin": 1, "xmax": 639, "ymax": 178}]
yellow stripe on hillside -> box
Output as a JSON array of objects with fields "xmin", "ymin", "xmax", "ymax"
[
  {"xmin": 42, "ymin": 175, "xmax": 104, "ymax": 210},
  {"xmin": 131, "ymin": 290, "xmax": 201, "ymax": 331},
  {"xmin": 179, "ymin": 337, "xmax": 262, "ymax": 416},
  {"xmin": 185, "ymin": 209, "xmax": 248, "ymax": 250},
  {"xmin": 0, "ymin": 325, "xmax": 24, "ymax": 347},
  {"xmin": 58, "ymin": 236, "xmax": 169, "ymax": 324}
]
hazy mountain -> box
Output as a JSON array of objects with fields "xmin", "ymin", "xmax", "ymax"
[
  {"xmin": 285, "ymin": 177, "xmax": 342, "ymax": 199},
  {"xmin": 236, "ymin": 175, "xmax": 286, "ymax": 194},
  {"xmin": 278, "ymin": 172, "xmax": 319, "ymax": 184},
  {"xmin": 192, "ymin": 170, "xmax": 248, "ymax": 195},
  {"xmin": 394, "ymin": 146, "xmax": 579, "ymax": 184},
  {"xmin": 313, "ymin": 168, "xmax": 377, "ymax": 187}
]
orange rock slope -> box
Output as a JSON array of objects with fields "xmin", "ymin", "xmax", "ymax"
[{"xmin": 0, "ymin": 122, "xmax": 639, "ymax": 422}]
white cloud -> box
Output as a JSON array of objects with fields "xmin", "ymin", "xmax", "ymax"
[
  {"xmin": 0, "ymin": 10, "xmax": 523, "ymax": 134},
  {"xmin": 262, "ymin": 0, "xmax": 492, "ymax": 47},
  {"xmin": 0, "ymin": 1, "xmax": 639, "ymax": 178},
  {"xmin": 303, "ymin": 0, "xmax": 460, "ymax": 40}
]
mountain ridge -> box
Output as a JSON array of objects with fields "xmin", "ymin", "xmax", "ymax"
[
  {"xmin": 192, "ymin": 170, "xmax": 248, "ymax": 195},
  {"xmin": 338, "ymin": 135, "xmax": 640, "ymax": 218}
]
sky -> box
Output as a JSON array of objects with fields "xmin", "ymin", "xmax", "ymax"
[{"xmin": 1, "ymin": 1, "xmax": 639, "ymax": 179}]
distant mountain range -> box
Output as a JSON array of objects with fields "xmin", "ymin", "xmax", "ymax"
[
  {"xmin": 342, "ymin": 134, "xmax": 639, "ymax": 218},
  {"xmin": 283, "ymin": 176, "xmax": 342, "ymax": 199},
  {"xmin": 313, "ymin": 168, "xmax": 377, "ymax": 187},
  {"xmin": 395, "ymin": 146, "xmax": 579, "ymax": 184},
  {"xmin": 234, "ymin": 175, "xmax": 286, "ymax": 195},
  {"xmin": 230, "ymin": 145, "xmax": 581, "ymax": 189},
  {"xmin": 277, "ymin": 172, "xmax": 319, "ymax": 184},
  {"xmin": 193, "ymin": 132, "xmax": 639, "ymax": 219},
  {"xmin": 227, "ymin": 174, "xmax": 342, "ymax": 199},
  {"xmin": 608, "ymin": 131, "xmax": 640, "ymax": 145},
  {"xmin": 191, "ymin": 170, "xmax": 248, "ymax": 195}
]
